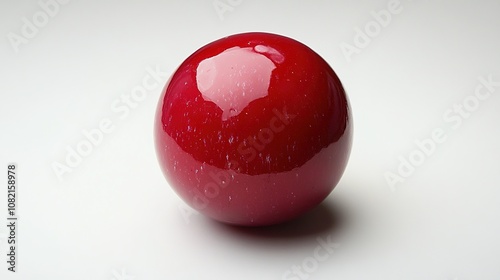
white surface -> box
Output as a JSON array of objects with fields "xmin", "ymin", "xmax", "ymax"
[{"xmin": 1, "ymin": 0, "xmax": 500, "ymax": 279}]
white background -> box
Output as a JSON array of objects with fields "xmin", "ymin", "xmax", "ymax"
[{"xmin": 1, "ymin": 0, "xmax": 500, "ymax": 279}]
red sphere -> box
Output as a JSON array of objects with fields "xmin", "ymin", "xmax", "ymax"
[{"xmin": 155, "ymin": 32, "xmax": 352, "ymax": 226}]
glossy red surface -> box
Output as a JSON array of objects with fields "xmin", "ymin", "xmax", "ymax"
[{"xmin": 155, "ymin": 32, "xmax": 352, "ymax": 226}]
